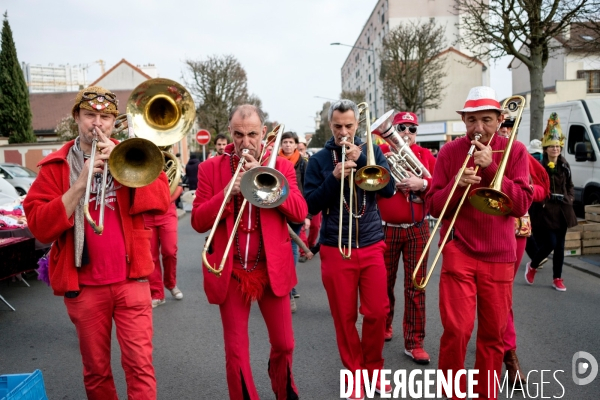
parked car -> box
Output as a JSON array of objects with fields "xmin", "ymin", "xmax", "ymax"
[
  {"xmin": 0, "ymin": 163, "xmax": 38, "ymax": 196},
  {"xmin": 517, "ymin": 99, "xmax": 600, "ymax": 206},
  {"xmin": 0, "ymin": 176, "xmax": 20, "ymax": 203}
]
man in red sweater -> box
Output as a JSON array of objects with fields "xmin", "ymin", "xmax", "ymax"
[
  {"xmin": 426, "ymin": 87, "xmax": 533, "ymax": 399},
  {"xmin": 377, "ymin": 112, "xmax": 436, "ymax": 364},
  {"xmin": 23, "ymin": 86, "xmax": 171, "ymax": 400}
]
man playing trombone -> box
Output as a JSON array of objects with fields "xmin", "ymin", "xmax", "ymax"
[
  {"xmin": 426, "ymin": 87, "xmax": 533, "ymax": 399},
  {"xmin": 23, "ymin": 86, "xmax": 172, "ymax": 399},
  {"xmin": 192, "ymin": 105, "xmax": 307, "ymax": 400},
  {"xmin": 304, "ymin": 99, "xmax": 396, "ymax": 400}
]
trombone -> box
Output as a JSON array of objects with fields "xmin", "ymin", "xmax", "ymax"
[
  {"xmin": 202, "ymin": 125, "xmax": 287, "ymax": 277},
  {"xmin": 338, "ymin": 103, "xmax": 391, "ymax": 259},
  {"xmin": 411, "ymin": 95, "xmax": 526, "ymax": 290}
]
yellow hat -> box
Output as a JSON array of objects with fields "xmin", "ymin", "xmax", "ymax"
[
  {"xmin": 542, "ymin": 112, "xmax": 565, "ymax": 148},
  {"xmin": 72, "ymin": 86, "xmax": 119, "ymax": 118}
]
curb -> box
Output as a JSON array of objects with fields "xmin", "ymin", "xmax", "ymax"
[{"xmin": 551, "ymin": 255, "xmax": 600, "ymax": 279}]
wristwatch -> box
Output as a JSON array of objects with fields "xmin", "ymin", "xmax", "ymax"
[{"xmin": 420, "ymin": 179, "xmax": 428, "ymax": 192}]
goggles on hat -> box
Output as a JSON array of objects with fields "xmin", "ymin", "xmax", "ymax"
[
  {"xmin": 397, "ymin": 124, "xmax": 417, "ymax": 134},
  {"xmin": 82, "ymin": 91, "xmax": 117, "ymax": 105}
]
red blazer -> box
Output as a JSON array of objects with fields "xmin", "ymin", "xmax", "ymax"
[
  {"xmin": 23, "ymin": 139, "xmax": 171, "ymax": 296},
  {"xmin": 191, "ymin": 150, "xmax": 308, "ymax": 305}
]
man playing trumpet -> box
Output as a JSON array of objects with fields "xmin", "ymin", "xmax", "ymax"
[
  {"xmin": 24, "ymin": 86, "xmax": 171, "ymax": 399},
  {"xmin": 427, "ymin": 87, "xmax": 533, "ymax": 399},
  {"xmin": 192, "ymin": 105, "xmax": 307, "ymax": 400},
  {"xmin": 304, "ymin": 99, "xmax": 396, "ymax": 399},
  {"xmin": 377, "ymin": 111, "xmax": 436, "ymax": 364}
]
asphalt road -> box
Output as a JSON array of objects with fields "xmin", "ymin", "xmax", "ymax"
[{"xmin": 1, "ymin": 214, "xmax": 599, "ymax": 399}]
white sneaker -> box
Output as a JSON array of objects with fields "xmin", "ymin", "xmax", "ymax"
[
  {"xmin": 169, "ymin": 286, "xmax": 183, "ymax": 300},
  {"xmin": 152, "ymin": 298, "xmax": 166, "ymax": 308}
]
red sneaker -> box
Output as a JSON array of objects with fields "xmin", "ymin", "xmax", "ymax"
[
  {"xmin": 553, "ymin": 278, "xmax": 567, "ymax": 291},
  {"xmin": 524, "ymin": 262, "xmax": 537, "ymax": 285},
  {"xmin": 375, "ymin": 380, "xmax": 392, "ymax": 395},
  {"xmin": 384, "ymin": 325, "xmax": 393, "ymax": 342},
  {"xmin": 346, "ymin": 382, "xmax": 364, "ymax": 400},
  {"xmin": 405, "ymin": 348, "xmax": 431, "ymax": 365}
]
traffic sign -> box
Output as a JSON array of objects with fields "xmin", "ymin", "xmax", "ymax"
[{"xmin": 196, "ymin": 129, "xmax": 211, "ymax": 145}]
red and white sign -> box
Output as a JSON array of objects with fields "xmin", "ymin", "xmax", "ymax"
[{"xmin": 196, "ymin": 129, "xmax": 211, "ymax": 145}]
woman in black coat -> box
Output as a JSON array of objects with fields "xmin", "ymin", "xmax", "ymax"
[{"xmin": 525, "ymin": 113, "xmax": 577, "ymax": 291}]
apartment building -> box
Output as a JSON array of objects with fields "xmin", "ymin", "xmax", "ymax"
[{"xmin": 339, "ymin": 0, "xmax": 490, "ymax": 147}]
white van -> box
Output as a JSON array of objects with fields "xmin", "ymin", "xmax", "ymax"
[{"xmin": 517, "ymin": 99, "xmax": 600, "ymax": 206}]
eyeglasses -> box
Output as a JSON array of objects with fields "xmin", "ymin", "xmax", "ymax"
[
  {"xmin": 82, "ymin": 91, "xmax": 117, "ymax": 105},
  {"xmin": 397, "ymin": 124, "xmax": 417, "ymax": 134}
]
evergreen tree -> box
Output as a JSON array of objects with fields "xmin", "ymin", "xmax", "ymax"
[{"xmin": 0, "ymin": 12, "xmax": 35, "ymax": 143}]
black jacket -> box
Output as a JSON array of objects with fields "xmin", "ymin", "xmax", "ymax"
[
  {"xmin": 185, "ymin": 158, "xmax": 200, "ymax": 190},
  {"xmin": 530, "ymin": 154, "xmax": 577, "ymax": 230},
  {"xmin": 304, "ymin": 136, "xmax": 395, "ymax": 248}
]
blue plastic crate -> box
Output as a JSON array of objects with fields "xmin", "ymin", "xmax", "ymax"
[{"xmin": 0, "ymin": 370, "xmax": 47, "ymax": 400}]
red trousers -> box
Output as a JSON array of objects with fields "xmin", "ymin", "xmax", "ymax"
[
  {"xmin": 299, "ymin": 212, "xmax": 321, "ymax": 255},
  {"xmin": 383, "ymin": 223, "xmax": 429, "ymax": 350},
  {"xmin": 144, "ymin": 203, "xmax": 178, "ymax": 300},
  {"xmin": 504, "ymin": 236, "xmax": 527, "ymax": 352},
  {"xmin": 64, "ymin": 279, "xmax": 155, "ymax": 400},
  {"xmin": 438, "ymin": 242, "xmax": 513, "ymax": 400},
  {"xmin": 320, "ymin": 242, "xmax": 389, "ymax": 374},
  {"xmin": 219, "ymin": 277, "xmax": 298, "ymax": 400}
]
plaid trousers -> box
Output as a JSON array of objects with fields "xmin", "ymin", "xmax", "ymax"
[{"xmin": 382, "ymin": 222, "xmax": 429, "ymax": 350}]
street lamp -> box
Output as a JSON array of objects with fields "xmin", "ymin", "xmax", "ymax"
[{"xmin": 330, "ymin": 42, "xmax": 378, "ymax": 117}]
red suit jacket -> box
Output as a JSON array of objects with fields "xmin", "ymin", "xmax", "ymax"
[
  {"xmin": 23, "ymin": 139, "xmax": 171, "ymax": 296},
  {"xmin": 191, "ymin": 149, "xmax": 308, "ymax": 305}
]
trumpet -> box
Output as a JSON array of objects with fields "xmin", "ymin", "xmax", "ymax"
[
  {"xmin": 202, "ymin": 125, "xmax": 286, "ymax": 277},
  {"xmin": 84, "ymin": 79, "xmax": 196, "ymax": 235},
  {"xmin": 411, "ymin": 96, "xmax": 526, "ymax": 290},
  {"xmin": 84, "ymin": 116, "xmax": 164, "ymax": 235},
  {"xmin": 371, "ymin": 109, "xmax": 431, "ymax": 181}
]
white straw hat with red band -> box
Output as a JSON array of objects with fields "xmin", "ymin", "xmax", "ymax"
[{"xmin": 456, "ymin": 86, "xmax": 502, "ymax": 114}]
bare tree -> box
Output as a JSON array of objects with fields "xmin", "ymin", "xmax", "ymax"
[
  {"xmin": 454, "ymin": 0, "xmax": 600, "ymax": 141},
  {"xmin": 340, "ymin": 90, "xmax": 366, "ymax": 105},
  {"xmin": 379, "ymin": 20, "xmax": 447, "ymax": 114},
  {"xmin": 184, "ymin": 55, "xmax": 267, "ymax": 138},
  {"xmin": 54, "ymin": 115, "xmax": 78, "ymax": 142},
  {"xmin": 311, "ymin": 102, "xmax": 332, "ymax": 148}
]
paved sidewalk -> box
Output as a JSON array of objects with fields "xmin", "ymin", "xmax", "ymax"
[{"xmin": 555, "ymin": 253, "xmax": 600, "ymax": 279}]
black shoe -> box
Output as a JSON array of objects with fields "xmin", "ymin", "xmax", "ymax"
[{"xmin": 291, "ymin": 287, "xmax": 300, "ymax": 298}]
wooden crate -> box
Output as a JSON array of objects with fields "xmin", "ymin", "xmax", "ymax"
[
  {"xmin": 583, "ymin": 239, "xmax": 600, "ymax": 247},
  {"xmin": 565, "ymin": 239, "xmax": 581, "ymax": 249},
  {"xmin": 585, "ymin": 205, "xmax": 600, "ymax": 222},
  {"xmin": 566, "ymin": 231, "xmax": 581, "ymax": 240},
  {"xmin": 565, "ymin": 248, "xmax": 582, "ymax": 256},
  {"xmin": 582, "ymin": 246, "xmax": 600, "ymax": 255},
  {"xmin": 583, "ymin": 231, "xmax": 600, "ymax": 239},
  {"xmin": 584, "ymin": 222, "xmax": 600, "ymax": 231}
]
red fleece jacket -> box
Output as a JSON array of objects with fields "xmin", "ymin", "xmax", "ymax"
[
  {"xmin": 191, "ymin": 144, "xmax": 308, "ymax": 305},
  {"xmin": 23, "ymin": 139, "xmax": 171, "ymax": 296}
]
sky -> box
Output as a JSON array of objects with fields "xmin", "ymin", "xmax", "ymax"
[{"xmin": 3, "ymin": 0, "xmax": 513, "ymax": 136}]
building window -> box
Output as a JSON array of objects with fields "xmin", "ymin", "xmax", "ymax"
[
  {"xmin": 577, "ymin": 70, "xmax": 600, "ymax": 93},
  {"xmin": 368, "ymin": 55, "xmax": 371, "ymax": 63},
  {"xmin": 381, "ymin": 13, "xmax": 384, "ymax": 23},
  {"xmin": 356, "ymin": 70, "xmax": 360, "ymax": 78},
  {"xmin": 369, "ymin": 74, "xmax": 371, "ymax": 82},
  {"xmin": 367, "ymin": 37, "xmax": 370, "ymax": 45},
  {"xmin": 369, "ymin": 93, "xmax": 372, "ymax": 101}
]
